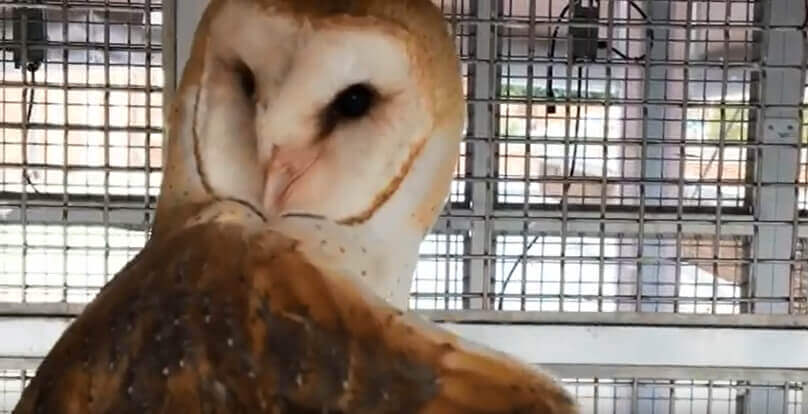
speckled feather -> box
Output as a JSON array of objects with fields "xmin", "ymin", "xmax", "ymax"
[{"xmin": 14, "ymin": 220, "xmax": 576, "ymax": 414}]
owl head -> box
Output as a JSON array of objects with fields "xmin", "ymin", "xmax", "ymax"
[{"xmin": 153, "ymin": 0, "xmax": 465, "ymax": 308}]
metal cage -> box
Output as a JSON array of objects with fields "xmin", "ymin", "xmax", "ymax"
[{"xmin": 1, "ymin": 0, "xmax": 807, "ymax": 413}]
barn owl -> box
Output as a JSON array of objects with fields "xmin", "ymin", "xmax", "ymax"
[{"xmin": 14, "ymin": 0, "xmax": 578, "ymax": 412}]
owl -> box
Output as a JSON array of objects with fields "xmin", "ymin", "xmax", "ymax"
[{"xmin": 13, "ymin": 0, "xmax": 578, "ymax": 412}]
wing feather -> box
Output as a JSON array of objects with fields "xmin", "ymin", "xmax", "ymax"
[{"xmin": 14, "ymin": 221, "xmax": 576, "ymax": 414}]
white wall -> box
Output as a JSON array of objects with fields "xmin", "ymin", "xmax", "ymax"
[{"xmin": 176, "ymin": 0, "xmax": 211, "ymax": 79}]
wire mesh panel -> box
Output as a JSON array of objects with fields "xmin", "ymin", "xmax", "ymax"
[
  {"xmin": 409, "ymin": 0, "xmax": 808, "ymax": 316},
  {"xmin": 801, "ymin": 142, "xmax": 807, "ymax": 211},
  {"xmin": 0, "ymin": 1, "xmax": 806, "ymax": 414},
  {"xmin": 0, "ymin": 224, "xmax": 145, "ymax": 302},
  {"xmin": 495, "ymin": 0, "xmax": 755, "ymax": 209},
  {"xmin": 562, "ymin": 378, "xmax": 804, "ymax": 414},
  {"xmin": 794, "ymin": 238, "xmax": 808, "ymax": 314},
  {"xmin": 0, "ymin": 0, "xmax": 476, "ymax": 306},
  {"xmin": 3, "ymin": 1, "xmax": 799, "ymax": 314},
  {"xmin": 0, "ymin": 370, "xmax": 32, "ymax": 414},
  {"xmin": 438, "ymin": 0, "xmax": 475, "ymax": 206},
  {"xmin": 493, "ymin": 233, "xmax": 746, "ymax": 312},
  {"xmin": 0, "ymin": 0, "xmax": 162, "ymax": 303},
  {"xmin": 409, "ymin": 232, "xmax": 468, "ymax": 310},
  {"xmin": 802, "ymin": 86, "xmax": 808, "ymax": 213}
]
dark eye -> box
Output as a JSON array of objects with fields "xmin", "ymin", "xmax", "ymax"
[
  {"xmin": 234, "ymin": 61, "xmax": 256, "ymax": 99},
  {"xmin": 317, "ymin": 83, "xmax": 378, "ymax": 139},
  {"xmin": 332, "ymin": 84, "xmax": 375, "ymax": 119}
]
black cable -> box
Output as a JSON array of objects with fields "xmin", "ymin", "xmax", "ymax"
[
  {"xmin": 545, "ymin": 4, "xmax": 570, "ymax": 109},
  {"xmin": 804, "ymin": 0, "xmax": 808, "ymax": 29},
  {"xmin": 22, "ymin": 69, "xmax": 41, "ymax": 195},
  {"xmin": 611, "ymin": 0, "xmax": 654, "ymax": 61},
  {"xmin": 569, "ymin": 66, "xmax": 583, "ymax": 178},
  {"xmin": 498, "ymin": 1, "xmax": 653, "ymax": 308},
  {"xmin": 547, "ymin": 0, "xmax": 654, "ymax": 106},
  {"xmin": 497, "ymin": 234, "xmax": 541, "ymax": 310},
  {"xmin": 497, "ymin": 66, "xmax": 584, "ymax": 311}
]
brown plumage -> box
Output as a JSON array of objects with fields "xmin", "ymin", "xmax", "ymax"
[
  {"xmin": 15, "ymin": 0, "xmax": 579, "ymax": 411},
  {"xmin": 15, "ymin": 210, "xmax": 576, "ymax": 413}
]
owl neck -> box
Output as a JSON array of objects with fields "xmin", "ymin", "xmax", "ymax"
[{"xmin": 267, "ymin": 215, "xmax": 421, "ymax": 310}]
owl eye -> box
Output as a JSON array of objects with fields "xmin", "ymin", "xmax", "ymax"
[
  {"xmin": 332, "ymin": 84, "xmax": 375, "ymax": 119},
  {"xmin": 234, "ymin": 61, "xmax": 256, "ymax": 99},
  {"xmin": 318, "ymin": 83, "xmax": 378, "ymax": 139}
]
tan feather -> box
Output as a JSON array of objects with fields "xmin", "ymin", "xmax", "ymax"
[{"xmin": 15, "ymin": 219, "xmax": 576, "ymax": 414}]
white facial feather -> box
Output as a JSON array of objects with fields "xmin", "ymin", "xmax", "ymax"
[{"xmin": 162, "ymin": 1, "xmax": 465, "ymax": 310}]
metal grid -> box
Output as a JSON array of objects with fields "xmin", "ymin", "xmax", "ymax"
[
  {"xmin": 495, "ymin": 0, "xmax": 755, "ymax": 209},
  {"xmin": 0, "ymin": 1, "xmax": 805, "ymax": 413},
  {"xmin": 0, "ymin": 370, "xmax": 31, "ymax": 414},
  {"xmin": 802, "ymin": 85, "xmax": 808, "ymax": 213},
  {"xmin": 492, "ymin": 233, "xmax": 746, "ymax": 313},
  {"xmin": 0, "ymin": 1, "xmax": 800, "ymax": 313},
  {"xmin": 439, "ymin": 0, "xmax": 474, "ymax": 205},
  {"xmin": 0, "ymin": 0, "xmax": 162, "ymax": 303},
  {"xmin": 409, "ymin": 232, "xmax": 467, "ymax": 310},
  {"xmin": 412, "ymin": 0, "xmax": 808, "ymax": 316},
  {"xmin": 794, "ymin": 238, "xmax": 808, "ymax": 315},
  {"xmin": 561, "ymin": 378, "xmax": 804, "ymax": 414},
  {"xmin": 0, "ymin": 0, "xmax": 470, "ymax": 306},
  {"xmin": 802, "ymin": 140, "xmax": 807, "ymax": 211}
]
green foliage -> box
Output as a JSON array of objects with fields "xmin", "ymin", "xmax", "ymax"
[
  {"xmin": 499, "ymin": 83, "xmax": 801, "ymax": 144},
  {"xmin": 698, "ymin": 107, "xmax": 747, "ymax": 142},
  {"xmin": 500, "ymin": 84, "xmax": 611, "ymax": 100}
]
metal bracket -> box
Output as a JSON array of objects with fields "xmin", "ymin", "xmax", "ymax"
[
  {"xmin": 570, "ymin": 2, "xmax": 600, "ymax": 62},
  {"xmin": 11, "ymin": 1, "xmax": 46, "ymax": 72}
]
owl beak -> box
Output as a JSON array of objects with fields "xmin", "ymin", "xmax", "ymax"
[{"xmin": 261, "ymin": 144, "xmax": 322, "ymax": 216}]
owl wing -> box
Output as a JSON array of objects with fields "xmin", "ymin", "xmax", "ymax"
[{"xmin": 14, "ymin": 221, "xmax": 577, "ymax": 414}]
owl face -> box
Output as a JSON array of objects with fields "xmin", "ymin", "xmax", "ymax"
[
  {"xmin": 161, "ymin": 0, "xmax": 464, "ymax": 231},
  {"xmin": 155, "ymin": 0, "xmax": 464, "ymax": 307}
]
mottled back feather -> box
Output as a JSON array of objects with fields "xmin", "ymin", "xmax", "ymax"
[{"xmin": 15, "ymin": 220, "xmax": 576, "ymax": 414}]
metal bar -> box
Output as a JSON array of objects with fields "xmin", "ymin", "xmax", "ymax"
[
  {"xmin": 441, "ymin": 323, "xmax": 808, "ymax": 369},
  {"xmin": 712, "ymin": 0, "xmax": 733, "ymax": 316},
  {"xmin": 467, "ymin": 0, "xmax": 496, "ymax": 310},
  {"xmin": 746, "ymin": 0, "xmax": 804, "ymax": 410},
  {"xmin": 3, "ymin": 317, "xmax": 808, "ymax": 370},
  {"xmin": 60, "ymin": 0, "xmax": 70, "ymax": 305},
  {"xmin": 423, "ymin": 309, "xmax": 808, "ymax": 328},
  {"xmin": 18, "ymin": 5, "xmax": 31, "ymax": 304},
  {"xmin": 102, "ymin": 1, "xmax": 112, "ymax": 304},
  {"xmin": 0, "ymin": 0, "xmax": 167, "ymax": 301},
  {"xmin": 674, "ymin": 0, "xmax": 695, "ymax": 315},
  {"xmin": 749, "ymin": 0, "xmax": 803, "ymax": 313},
  {"xmin": 519, "ymin": 0, "xmax": 536, "ymax": 313},
  {"xmin": 4, "ymin": 302, "xmax": 807, "ymax": 328},
  {"xmin": 0, "ymin": 3, "xmax": 161, "ymax": 13},
  {"xmin": 0, "ymin": 360, "xmax": 801, "ymax": 385},
  {"xmin": 5, "ymin": 206, "xmax": 808, "ymax": 238}
]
